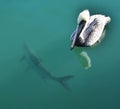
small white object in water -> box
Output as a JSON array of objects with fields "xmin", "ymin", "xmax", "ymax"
[
  {"xmin": 71, "ymin": 9, "xmax": 111, "ymax": 49},
  {"xmin": 79, "ymin": 51, "xmax": 91, "ymax": 69},
  {"xmin": 74, "ymin": 47, "xmax": 91, "ymax": 69}
]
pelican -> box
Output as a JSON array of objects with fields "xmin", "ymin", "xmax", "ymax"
[{"xmin": 71, "ymin": 9, "xmax": 111, "ymax": 49}]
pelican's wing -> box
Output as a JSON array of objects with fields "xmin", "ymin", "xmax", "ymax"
[{"xmin": 85, "ymin": 18, "xmax": 98, "ymax": 38}]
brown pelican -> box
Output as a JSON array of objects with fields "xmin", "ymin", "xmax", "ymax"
[
  {"xmin": 71, "ymin": 9, "xmax": 111, "ymax": 49},
  {"xmin": 70, "ymin": 9, "xmax": 111, "ymax": 69}
]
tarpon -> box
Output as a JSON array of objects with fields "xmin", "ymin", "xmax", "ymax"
[{"xmin": 20, "ymin": 42, "xmax": 74, "ymax": 91}]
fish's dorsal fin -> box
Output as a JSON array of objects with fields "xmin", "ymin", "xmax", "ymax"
[{"xmin": 20, "ymin": 55, "xmax": 26, "ymax": 62}]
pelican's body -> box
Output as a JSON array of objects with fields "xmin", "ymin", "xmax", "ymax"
[{"xmin": 71, "ymin": 10, "xmax": 111, "ymax": 49}]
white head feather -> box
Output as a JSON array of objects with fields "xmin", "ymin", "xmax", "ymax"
[{"xmin": 77, "ymin": 9, "xmax": 90, "ymax": 24}]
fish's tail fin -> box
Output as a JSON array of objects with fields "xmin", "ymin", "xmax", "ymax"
[{"xmin": 55, "ymin": 75, "xmax": 74, "ymax": 91}]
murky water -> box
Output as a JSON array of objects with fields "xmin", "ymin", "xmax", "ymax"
[{"xmin": 0, "ymin": 0, "xmax": 120, "ymax": 109}]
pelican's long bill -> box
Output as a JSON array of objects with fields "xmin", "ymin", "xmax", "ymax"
[
  {"xmin": 70, "ymin": 26, "xmax": 79, "ymax": 50},
  {"xmin": 71, "ymin": 20, "xmax": 86, "ymax": 50}
]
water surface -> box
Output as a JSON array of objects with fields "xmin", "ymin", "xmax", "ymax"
[{"xmin": 0, "ymin": 0, "xmax": 120, "ymax": 109}]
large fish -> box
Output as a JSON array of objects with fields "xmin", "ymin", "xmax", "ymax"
[{"xmin": 20, "ymin": 42, "xmax": 74, "ymax": 91}]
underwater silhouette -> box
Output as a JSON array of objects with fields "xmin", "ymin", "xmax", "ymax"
[{"xmin": 20, "ymin": 42, "xmax": 74, "ymax": 91}]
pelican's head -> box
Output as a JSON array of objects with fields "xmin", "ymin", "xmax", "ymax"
[
  {"xmin": 77, "ymin": 9, "xmax": 90, "ymax": 24},
  {"xmin": 70, "ymin": 10, "xmax": 90, "ymax": 50}
]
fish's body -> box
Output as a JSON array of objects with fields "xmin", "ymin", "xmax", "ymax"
[{"xmin": 21, "ymin": 42, "xmax": 74, "ymax": 91}]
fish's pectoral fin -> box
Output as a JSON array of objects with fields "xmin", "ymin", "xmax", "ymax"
[
  {"xmin": 25, "ymin": 64, "xmax": 33, "ymax": 72},
  {"xmin": 19, "ymin": 55, "xmax": 26, "ymax": 62}
]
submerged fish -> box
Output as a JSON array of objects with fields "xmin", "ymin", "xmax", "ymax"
[
  {"xmin": 20, "ymin": 42, "xmax": 74, "ymax": 91},
  {"xmin": 70, "ymin": 9, "xmax": 111, "ymax": 69},
  {"xmin": 71, "ymin": 9, "xmax": 111, "ymax": 49}
]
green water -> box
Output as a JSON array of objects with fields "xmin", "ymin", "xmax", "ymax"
[{"xmin": 0, "ymin": 0, "xmax": 120, "ymax": 109}]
